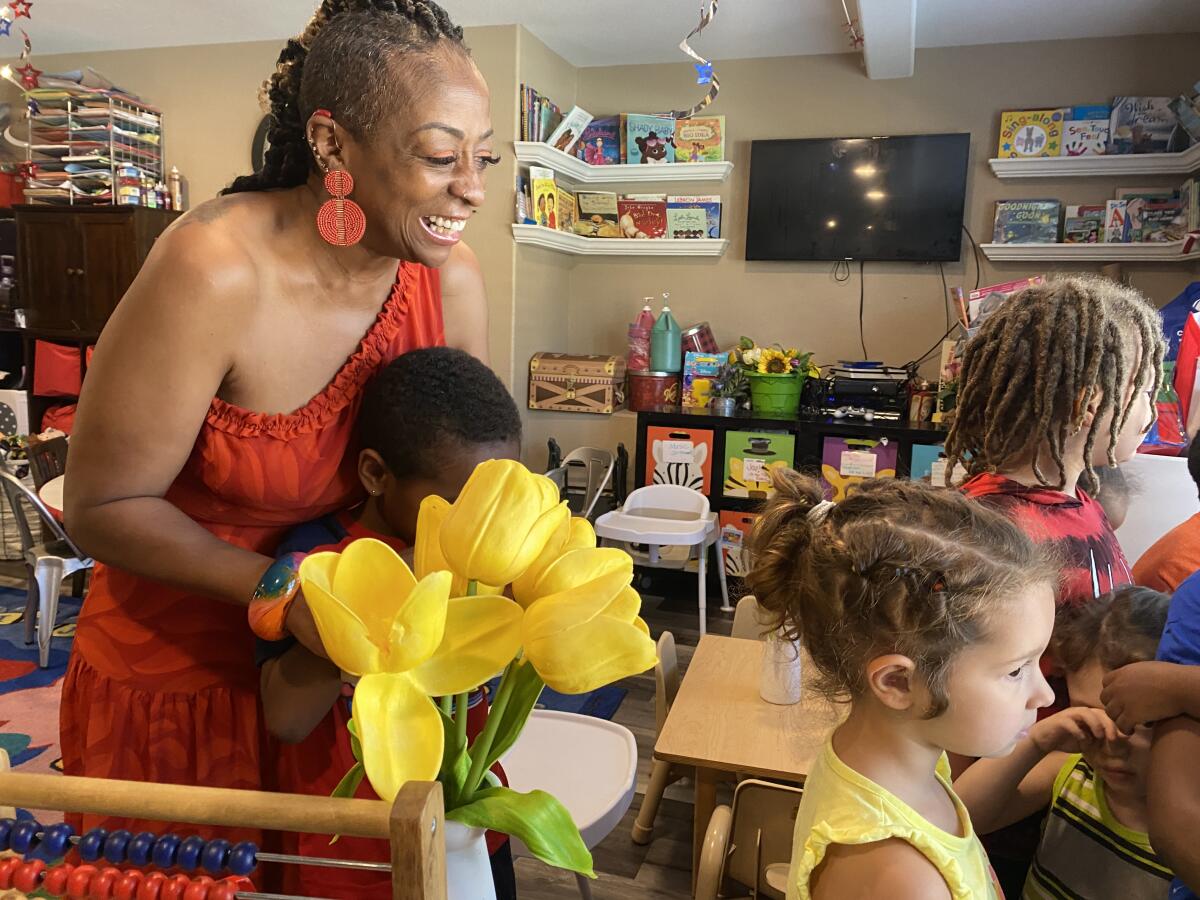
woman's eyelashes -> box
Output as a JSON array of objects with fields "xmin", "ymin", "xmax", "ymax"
[{"xmin": 424, "ymin": 154, "xmax": 502, "ymax": 170}]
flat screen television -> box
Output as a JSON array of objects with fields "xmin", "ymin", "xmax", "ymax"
[{"xmin": 745, "ymin": 133, "xmax": 971, "ymax": 262}]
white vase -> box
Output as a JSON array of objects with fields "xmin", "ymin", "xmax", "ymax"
[
  {"xmin": 445, "ymin": 819, "xmax": 497, "ymax": 900},
  {"xmin": 759, "ymin": 633, "xmax": 802, "ymax": 705}
]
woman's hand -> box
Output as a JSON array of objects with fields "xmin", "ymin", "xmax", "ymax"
[
  {"xmin": 285, "ymin": 591, "xmax": 328, "ymax": 660},
  {"xmin": 1101, "ymin": 661, "xmax": 1200, "ymax": 734},
  {"xmin": 1028, "ymin": 706, "xmax": 1118, "ymax": 754}
]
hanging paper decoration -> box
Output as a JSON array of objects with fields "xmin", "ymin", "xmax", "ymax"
[
  {"xmin": 9, "ymin": 0, "xmax": 30, "ymax": 20},
  {"xmin": 839, "ymin": 0, "xmax": 864, "ymax": 50},
  {"xmin": 18, "ymin": 27, "xmax": 29, "ymax": 57},
  {"xmin": 0, "ymin": 18, "xmax": 11, "ymax": 38},
  {"xmin": 663, "ymin": 0, "xmax": 720, "ymax": 121},
  {"xmin": 15, "ymin": 61, "xmax": 39, "ymax": 88}
]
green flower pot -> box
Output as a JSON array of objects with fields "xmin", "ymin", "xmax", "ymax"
[{"xmin": 748, "ymin": 372, "xmax": 804, "ymax": 416}]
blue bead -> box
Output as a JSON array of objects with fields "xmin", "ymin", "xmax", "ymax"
[
  {"xmin": 201, "ymin": 838, "xmax": 231, "ymax": 875},
  {"xmin": 77, "ymin": 828, "xmax": 107, "ymax": 862},
  {"xmin": 0, "ymin": 818, "xmax": 14, "ymax": 851},
  {"xmin": 33, "ymin": 822, "xmax": 73, "ymax": 860},
  {"xmin": 227, "ymin": 842, "xmax": 258, "ymax": 876},
  {"xmin": 127, "ymin": 831, "xmax": 156, "ymax": 867},
  {"xmin": 152, "ymin": 833, "xmax": 181, "ymax": 869},
  {"xmin": 9, "ymin": 819, "xmax": 39, "ymax": 854},
  {"xmin": 102, "ymin": 828, "xmax": 132, "ymax": 863},
  {"xmin": 176, "ymin": 835, "xmax": 206, "ymax": 871}
]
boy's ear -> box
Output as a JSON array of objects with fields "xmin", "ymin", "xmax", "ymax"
[
  {"xmin": 1073, "ymin": 386, "xmax": 1104, "ymax": 428},
  {"xmin": 358, "ymin": 449, "xmax": 390, "ymax": 497},
  {"xmin": 866, "ymin": 654, "xmax": 919, "ymax": 711}
]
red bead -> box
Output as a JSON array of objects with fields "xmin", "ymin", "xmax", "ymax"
[
  {"xmin": 223, "ymin": 876, "xmax": 254, "ymax": 892},
  {"xmin": 90, "ymin": 866, "xmax": 123, "ymax": 899},
  {"xmin": 44, "ymin": 863, "xmax": 74, "ymax": 895},
  {"xmin": 323, "ymin": 170, "xmax": 354, "ymax": 197},
  {"xmin": 0, "ymin": 856, "xmax": 21, "ymax": 889},
  {"xmin": 13, "ymin": 859, "xmax": 47, "ymax": 893},
  {"xmin": 114, "ymin": 870, "xmax": 144, "ymax": 900},
  {"xmin": 181, "ymin": 875, "xmax": 213, "ymax": 900},
  {"xmin": 137, "ymin": 871, "xmax": 167, "ymax": 900},
  {"xmin": 68, "ymin": 864, "xmax": 99, "ymax": 898},
  {"xmin": 206, "ymin": 883, "xmax": 236, "ymax": 900},
  {"xmin": 159, "ymin": 873, "xmax": 191, "ymax": 900}
]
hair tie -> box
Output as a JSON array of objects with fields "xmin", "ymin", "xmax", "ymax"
[{"xmin": 807, "ymin": 499, "xmax": 835, "ymax": 525}]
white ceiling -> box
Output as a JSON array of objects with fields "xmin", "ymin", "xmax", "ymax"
[{"xmin": 21, "ymin": 0, "xmax": 1200, "ymax": 65}]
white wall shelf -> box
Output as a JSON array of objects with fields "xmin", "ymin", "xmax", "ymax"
[
  {"xmin": 512, "ymin": 224, "xmax": 729, "ymax": 257},
  {"xmin": 988, "ymin": 144, "xmax": 1200, "ymax": 179},
  {"xmin": 513, "ymin": 141, "xmax": 733, "ymax": 184},
  {"xmin": 981, "ymin": 239, "xmax": 1199, "ymax": 262}
]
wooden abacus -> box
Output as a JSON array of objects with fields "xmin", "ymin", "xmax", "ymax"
[{"xmin": 0, "ymin": 768, "xmax": 447, "ymax": 899}]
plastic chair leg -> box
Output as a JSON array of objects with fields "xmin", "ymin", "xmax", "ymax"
[
  {"xmin": 695, "ymin": 804, "xmax": 733, "ymax": 900},
  {"xmin": 34, "ymin": 558, "xmax": 65, "ymax": 668},
  {"xmin": 631, "ymin": 758, "xmax": 676, "ymax": 844},
  {"xmin": 574, "ymin": 871, "xmax": 594, "ymax": 899},
  {"xmin": 21, "ymin": 564, "xmax": 35, "ymax": 646},
  {"xmin": 715, "ymin": 538, "xmax": 733, "ymax": 613},
  {"xmin": 697, "ymin": 542, "xmax": 707, "ymax": 636}
]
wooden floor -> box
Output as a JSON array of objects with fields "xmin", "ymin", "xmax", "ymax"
[{"xmin": 514, "ymin": 578, "xmax": 738, "ymax": 899}]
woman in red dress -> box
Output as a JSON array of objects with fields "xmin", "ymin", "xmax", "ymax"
[{"xmin": 60, "ymin": 0, "xmax": 496, "ymax": 839}]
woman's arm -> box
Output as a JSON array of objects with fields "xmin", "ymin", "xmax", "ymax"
[
  {"xmin": 261, "ymin": 645, "xmax": 342, "ymax": 744},
  {"xmin": 65, "ymin": 221, "xmax": 273, "ymax": 605},
  {"xmin": 440, "ymin": 241, "xmax": 489, "ymax": 365}
]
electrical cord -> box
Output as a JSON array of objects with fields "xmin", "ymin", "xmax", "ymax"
[
  {"xmin": 907, "ymin": 320, "xmax": 963, "ymax": 370},
  {"xmin": 858, "ymin": 259, "xmax": 868, "ymax": 360},
  {"xmin": 962, "ymin": 224, "xmax": 982, "ymax": 290},
  {"xmin": 938, "ymin": 261, "xmax": 950, "ymax": 332},
  {"xmin": 832, "ymin": 259, "xmax": 851, "ymax": 283}
]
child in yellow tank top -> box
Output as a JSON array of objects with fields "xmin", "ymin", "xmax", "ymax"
[{"xmin": 745, "ymin": 472, "xmax": 1060, "ymax": 900}]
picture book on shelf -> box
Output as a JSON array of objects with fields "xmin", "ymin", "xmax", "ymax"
[
  {"xmin": 1182, "ymin": 178, "xmax": 1200, "ymax": 231},
  {"xmin": 539, "ymin": 97, "xmax": 562, "ymax": 143},
  {"xmin": 514, "ymin": 173, "xmax": 535, "ymax": 225},
  {"xmin": 967, "ymin": 277, "xmax": 1045, "ymax": 337},
  {"xmin": 1104, "ymin": 200, "xmax": 1131, "ymax": 242},
  {"xmin": 992, "ymin": 199, "xmax": 1062, "ymax": 244},
  {"xmin": 1109, "ymin": 97, "xmax": 1181, "ymax": 154},
  {"xmin": 576, "ymin": 116, "xmax": 620, "ymax": 166},
  {"xmin": 1062, "ymin": 120, "xmax": 1108, "ymax": 156},
  {"xmin": 997, "ymin": 109, "xmax": 1064, "ymax": 158},
  {"xmin": 674, "ymin": 115, "xmax": 725, "ymax": 162},
  {"xmin": 574, "ymin": 191, "xmax": 621, "ymax": 237},
  {"xmin": 1069, "ymin": 104, "xmax": 1112, "ymax": 121},
  {"xmin": 1064, "ymin": 204, "xmax": 1105, "ymax": 243},
  {"xmin": 545, "ymin": 106, "xmax": 593, "ymax": 156},
  {"xmin": 666, "ymin": 195, "xmax": 721, "ymax": 239},
  {"xmin": 556, "ymin": 188, "xmax": 578, "ymax": 234},
  {"xmin": 617, "ymin": 195, "xmax": 667, "ymax": 239},
  {"xmin": 1130, "ymin": 199, "xmax": 1185, "ymax": 242},
  {"xmin": 530, "ymin": 166, "xmax": 557, "ymax": 230},
  {"xmin": 623, "ymin": 114, "xmax": 677, "ymax": 164}
]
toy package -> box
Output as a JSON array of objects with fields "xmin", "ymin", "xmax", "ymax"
[
  {"xmin": 682, "ymin": 351, "xmax": 723, "ymax": 408},
  {"xmin": 992, "ymin": 200, "xmax": 1062, "ymax": 244},
  {"xmin": 820, "ymin": 436, "xmax": 898, "ymax": 502},
  {"xmin": 623, "ymin": 114, "xmax": 677, "ymax": 164},
  {"xmin": 576, "ymin": 116, "xmax": 620, "ymax": 166},
  {"xmin": 723, "ymin": 431, "xmax": 795, "ymax": 500},
  {"xmin": 666, "ymin": 195, "xmax": 721, "ymax": 239},
  {"xmin": 674, "ymin": 116, "xmax": 725, "ymax": 162},
  {"xmin": 574, "ymin": 191, "xmax": 621, "ymax": 237},
  {"xmin": 997, "ymin": 109, "xmax": 1064, "ymax": 158}
]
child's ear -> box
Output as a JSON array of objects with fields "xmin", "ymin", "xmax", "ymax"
[
  {"xmin": 1073, "ymin": 386, "xmax": 1105, "ymax": 428},
  {"xmin": 358, "ymin": 449, "xmax": 390, "ymax": 497},
  {"xmin": 865, "ymin": 654, "xmax": 918, "ymax": 711}
]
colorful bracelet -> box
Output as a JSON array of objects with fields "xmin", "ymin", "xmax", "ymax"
[{"xmin": 247, "ymin": 552, "xmax": 305, "ymax": 641}]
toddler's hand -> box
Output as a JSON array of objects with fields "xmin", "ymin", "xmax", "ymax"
[
  {"xmin": 1028, "ymin": 706, "xmax": 1117, "ymax": 755},
  {"xmin": 1101, "ymin": 661, "xmax": 1190, "ymax": 734}
]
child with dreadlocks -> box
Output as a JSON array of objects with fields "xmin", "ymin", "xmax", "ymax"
[
  {"xmin": 746, "ymin": 470, "xmax": 1058, "ymax": 900},
  {"xmin": 944, "ymin": 275, "xmax": 1166, "ymax": 895}
]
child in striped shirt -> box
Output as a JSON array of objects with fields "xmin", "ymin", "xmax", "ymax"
[{"xmin": 956, "ymin": 586, "xmax": 1174, "ymax": 899}]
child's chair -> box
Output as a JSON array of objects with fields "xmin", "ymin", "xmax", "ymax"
[
  {"xmin": 545, "ymin": 446, "xmax": 615, "ymax": 521},
  {"xmin": 631, "ymin": 631, "xmax": 691, "ymax": 844},
  {"xmin": 695, "ymin": 778, "xmax": 804, "ymax": 900},
  {"xmin": 594, "ymin": 483, "xmax": 729, "ymax": 635},
  {"xmin": 731, "ymin": 594, "xmax": 772, "ymax": 641}
]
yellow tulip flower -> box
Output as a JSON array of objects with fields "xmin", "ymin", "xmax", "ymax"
[
  {"xmin": 413, "ymin": 495, "xmax": 499, "ymax": 597},
  {"xmin": 299, "ymin": 539, "xmax": 524, "ymax": 801},
  {"xmin": 511, "ymin": 516, "xmax": 598, "ymax": 608},
  {"xmin": 440, "ymin": 459, "xmax": 570, "ymax": 587},
  {"xmin": 522, "ymin": 558, "xmax": 658, "ymax": 694}
]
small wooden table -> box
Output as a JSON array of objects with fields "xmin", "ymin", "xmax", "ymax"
[
  {"xmin": 38, "ymin": 474, "xmax": 65, "ymax": 520},
  {"xmin": 654, "ymin": 634, "xmax": 844, "ymax": 891}
]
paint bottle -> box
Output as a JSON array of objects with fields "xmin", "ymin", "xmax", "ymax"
[
  {"xmin": 650, "ymin": 298, "xmax": 681, "ymax": 373},
  {"xmin": 627, "ymin": 300, "xmax": 656, "ymax": 371}
]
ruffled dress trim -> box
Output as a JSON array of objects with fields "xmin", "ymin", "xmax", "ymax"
[{"xmin": 204, "ymin": 262, "xmax": 414, "ymax": 439}]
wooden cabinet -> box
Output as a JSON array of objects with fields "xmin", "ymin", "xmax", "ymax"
[{"xmin": 14, "ymin": 206, "xmax": 179, "ymax": 333}]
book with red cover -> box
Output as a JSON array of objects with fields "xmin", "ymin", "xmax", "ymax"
[{"xmin": 617, "ymin": 197, "xmax": 667, "ymax": 238}]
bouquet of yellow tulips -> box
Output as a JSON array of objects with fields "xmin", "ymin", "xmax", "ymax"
[{"xmin": 297, "ymin": 459, "xmax": 658, "ymax": 878}]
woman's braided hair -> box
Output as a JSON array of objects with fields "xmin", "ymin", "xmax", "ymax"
[
  {"xmin": 746, "ymin": 470, "xmax": 1058, "ymax": 716},
  {"xmin": 224, "ymin": 0, "xmax": 467, "ymax": 194},
  {"xmin": 944, "ymin": 275, "xmax": 1165, "ymax": 491}
]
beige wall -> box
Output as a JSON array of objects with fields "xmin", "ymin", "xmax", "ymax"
[{"xmin": 11, "ymin": 27, "xmax": 1200, "ymax": 469}]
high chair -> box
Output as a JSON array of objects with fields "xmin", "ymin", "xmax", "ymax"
[
  {"xmin": 594, "ymin": 483, "xmax": 729, "ymax": 635},
  {"xmin": 696, "ymin": 778, "xmax": 804, "ymax": 899}
]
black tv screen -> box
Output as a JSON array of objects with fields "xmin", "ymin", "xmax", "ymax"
[{"xmin": 745, "ymin": 133, "xmax": 970, "ymax": 262}]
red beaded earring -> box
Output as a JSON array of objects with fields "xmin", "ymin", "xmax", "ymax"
[
  {"xmin": 317, "ymin": 170, "xmax": 366, "ymax": 247},
  {"xmin": 310, "ymin": 107, "xmax": 366, "ymax": 246}
]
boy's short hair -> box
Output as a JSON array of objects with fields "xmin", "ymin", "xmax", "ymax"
[
  {"xmin": 358, "ymin": 347, "xmax": 522, "ymax": 480},
  {"xmin": 1052, "ymin": 585, "xmax": 1170, "ymax": 672},
  {"xmin": 1188, "ymin": 438, "xmax": 1200, "ymax": 500}
]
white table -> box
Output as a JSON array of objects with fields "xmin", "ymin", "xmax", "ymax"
[{"xmin": 38, "ymin": 474, "xmax": 64, "ymax": 519}]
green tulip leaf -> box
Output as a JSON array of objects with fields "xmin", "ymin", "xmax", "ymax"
[
  {"xmin": 448, "ymin": 787, "xmax": 595, "ymax": 878},
  {"xmin": 330, "ymin": 761, "xmax": 364, "ymax": 800},
  {"xmin": 473, "ymin": 661, "xmax": 544, "ymax": 778},
  {"xmin": 438, "ymin": 704, "xmax": 473, "ymax": 808},
  {"xmin": 346, "ymin": 717, "xmax": 363, "ymax": 763}
]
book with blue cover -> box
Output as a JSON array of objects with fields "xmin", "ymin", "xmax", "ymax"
[
  {"xmin": 622, "ymin": 114, "xmax": 676, "ymax": 164},
  {"xmin": 992, "ymin": 200, "xmax": 1062, "ymax": 243},
  {"xmin": 667, "ymin": 195, "xmax": 721, "ymax": 239}
]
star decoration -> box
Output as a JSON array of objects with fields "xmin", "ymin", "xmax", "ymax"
[
  {"xmin": 9, "ymin": 0, "xmax": 31, "ymax": 20},
  {"xmin": 694, "ymin": 62, "xmax": 713, "ymax": 84},
  {"xmin": 16, "ymin": 62, "xmax": 40, "ymax": 89},
  {"xmin": 0, "ymin": 18, "xmax": 12, "ymax": 37}
]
